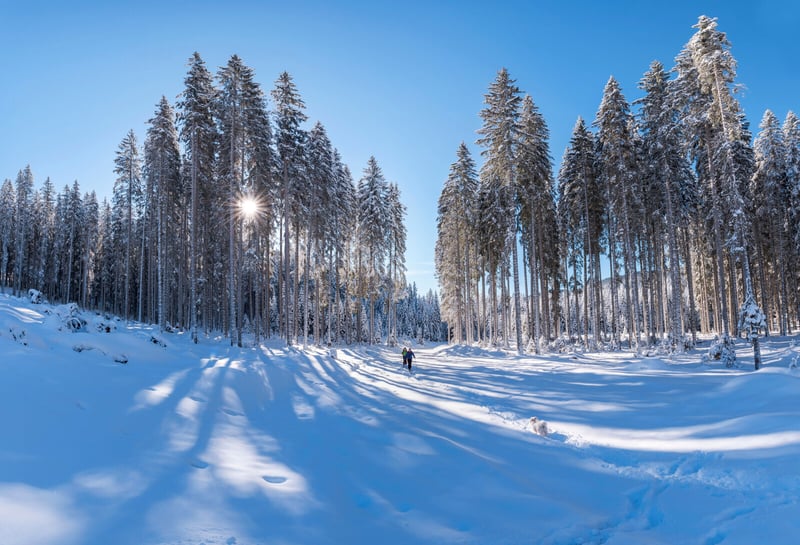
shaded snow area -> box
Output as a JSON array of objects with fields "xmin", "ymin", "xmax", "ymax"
[{"xmin": 1, "ymin": 293, "xmax": 799, "ymax": 545}]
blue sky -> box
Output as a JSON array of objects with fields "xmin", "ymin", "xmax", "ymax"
[{"xmin": 2, "ymin": 1, "xmax": 799, "ymax": 294}]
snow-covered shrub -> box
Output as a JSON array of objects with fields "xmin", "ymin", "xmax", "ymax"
[
  {"xmin": 656, "ymin": 333, "xmax": 694, "ymax": 355},
  {"xmin": 738, "ymin": 294, "xmax": 767, "ymax": 340},
  {"xmin": 737, "ymin": 292, "xmax": 766, "ymax": 370},
  {"xmin": 93, "ymin": 318, "xmax": 116, "ymax": 333},
  {"xmin": 27, "ymin": 289, "xmax": 43, "ymax": 304},
  {"xmin": 549, "ymin": 337, "xmax": 569, "ymax": 353},
  {"xmin": 55, "ymin": 303, "xmax": 87, "ymax": 332},
  {"xmin": 704, "ymin": 334, "xmax": 736, "ymax": 367}
]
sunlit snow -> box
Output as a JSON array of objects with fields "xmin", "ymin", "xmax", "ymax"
[{"xmin": 1, "ymin": 292, "xmax": 798, "ymax": 544}]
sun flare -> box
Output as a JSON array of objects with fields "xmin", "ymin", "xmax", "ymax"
[{"xmin": 240, "ymin": 197, "xmax": 259, "ymax": 218}]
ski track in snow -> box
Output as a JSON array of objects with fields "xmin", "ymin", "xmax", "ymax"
[{"xmin": 2, "ymin": 293, "xmax": 800, "ymax": 544}]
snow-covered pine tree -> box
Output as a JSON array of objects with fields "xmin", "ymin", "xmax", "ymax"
[
  {"xmin": 144, "ymin": 96, "xmax": 182, "ymax": 332},
  {"xmin": 217, "ymin": 55, "xmax": 274, "ymax": 346},
  {"xmin": 177, "ymin": 52, "xmax": 217, "ymax": 343},
  {"xmin": 357, "ymin": 157, "xmax": 389, "ymax": 344},
  {"xmin": 305, "ymin": 122, "xmax": 337, "ymax": 345},
  {"xmin": 516, "ymin": 94, "xmax": 557, "ymax": 352},
  {"xmin": 476, "ymin": 67, "xmax": 523, "ymax": 351},
  {"xmin": 0, "ymin": 179, "xmax": 14, "ymax": 289},
  {"xmin": 751, "ymin": 110, "xmax": 790, "ymax": 335},
  {"xmin": 330, "ymin": 151, "xmax": 357, "ymax": 344},
  {"xmin": 386, "ymin": 182, "xmax": 407, "ymax": 346},
  {"xmin": 61, "ymin": 181, "xmax": 84, "ymax": 304},
  {"xmin": 91, "ymin": 199, "xmax": 114, "ymax": 312},
  {"xmin": 674, "ymin": 15, "xmax": 757, "ymax": 348},
  {"xmin": 594, "ymin": 76, "xmax": 643, "ymax": 350},
  {"xmin": 272, "ymin": 71, "xmax": 308, "ymax": 345},
  {"xmin": 217, "ymin": 55, "xmax": 248, "ymax": 346},
  {"xmin": 784, "ymin": 111, "xmax": 800, "ymax": 319},
  {"xmin": 784, "ymin": 112, "xmax": 800, "ymax": 254},
  {"xmin": 80, "ymin": 191, "xmax": 99, "ymax": 309},
  {"xmin": 112, "ymin": 130, "xmax": 142, "ymax": 321},
  {"xmin": 436, "ymin": 142, "xmax": 479, "ymax": 344},
  {"xmin": 557, "ymin": 118, "xmax": 604, "ymax": 348},
  {"xmin": 239, "ymin": 64, "xmax": 274, "ymax": 345},
  {"xmin": 738, "ymin": 291, "xmax": 766, "ymax": 370},
  {"xmin": 13, "ymin": 166, "xmax": 35, "ymax": 298},
  {"xmin": 636, "ymin": 60, "xmax": 698, "ymax": 350},
  {"xmin": 32, "ymin": 177, "xmax": 56, "ymax": 300}
]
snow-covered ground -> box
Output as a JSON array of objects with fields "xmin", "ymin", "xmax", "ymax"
[{"xmin": 1, "ymin": 292, "xmax": 799, "ymax": 545}]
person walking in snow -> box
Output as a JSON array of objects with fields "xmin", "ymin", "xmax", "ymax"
[{"xmin": 404, "ymin": 348, "xmax": 415, "ymax": 371}]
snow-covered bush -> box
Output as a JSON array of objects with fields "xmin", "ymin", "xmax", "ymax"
[
  {"xmin": 93, "ymin": 317, "xmax": 116, "ymax": 333},
  {"xmin": 656, "ymin": 333, "xmax": 694, "ymax": 355},
  {"xmin": 27, "ymin": 289, "xmax": 43, "ymax": 304},
  {"xmin": 738, "ymin": 292, "xmax": 766, "ymax": 370},
  {"xmin": 704, "ymin": 334, "xmax": 736, "ymax": 367},
  {"xmin": 549, "ymin": 337, "xmax": 569, "ymax": 353},
  {"xmin": 55, "ymin": 303, "xmax": 87, "ymax": 332}
]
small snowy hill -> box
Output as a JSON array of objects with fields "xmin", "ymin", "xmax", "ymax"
[{"xmin": 1, "ymin": 292, "xmax": 799, "ymax": 545}]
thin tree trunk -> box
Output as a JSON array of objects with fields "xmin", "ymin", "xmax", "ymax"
[
  {"xmin": 511, "ymin": 233, "xmax": 523, "ymax": 353},
  {"xmin": 528, "ymin": 216, "xmax": 541, "ymax": 353}
]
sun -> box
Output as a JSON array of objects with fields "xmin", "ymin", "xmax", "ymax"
[{"xmin": 240, "ymin": 197, "xmax": 259, "ymax": 218}]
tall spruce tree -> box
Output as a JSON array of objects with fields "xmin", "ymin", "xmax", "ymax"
[
  {"xmin": 13, "ymin": 166, "xmax": 35, "ymax": 297},
  {"xmin": 784, "ymin": 112, "xmax": 800, "ymax": 263},
  {"xmin": 476, "ymin": 67, "xmax": 523, "ymax": 351},
  {"xmin": 306, "ymin": 122, "xmax": 335, "ymax": 345},
  {"xmin": 272, "ymin": 71, "xmax": 308, "ymax": 345},
  {"xmin": 557, "ymin": 118, "xmax": 604, "ymax": 348},
  {"xmin": 751, "ymin": 110, "xmax": 790, "ymax": 335},
  {"xmin": 177, "ymin": 52, "xmax": 217, "ymax": 343},
  {"xmin": 516, "ymin": 95, "xmax": 556, "ymax": 352},
  {"xmin": 436, "ymin": 143, "xmax": 479, "ymax": 344},
  {"xmin": 673, "ymin": 15, "xmax": 766, "ymax": 366},
  {"xmin": 0, "ymin": 179, "xmax": 14, "ymax": 289},
  {"xmin": 144, "ymin": 96, "xmax": 182, "ymax": 331},
  {"xmin": 386, "ymin": 182, "xmax": 407, "ymax": 345},
  {"xmin": 112, "ymin": 130, "xmax": 142, "ymax": 320},
  {"xmin": 594, "ymin": 76, "xmax": 642, "ymax": 349},
  {"xmin": 357, "ymin": 157, "xmax": 389, "ymax": 343},
  {"xmin": 636, "ymin": 60, "xmax": 698, "ymax": 349}
]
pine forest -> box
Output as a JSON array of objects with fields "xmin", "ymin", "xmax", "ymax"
[
  {"xmin": 435, "ymin": 16, "xmax": 792, "ymax": 366},
  {"xmin": 1, "ymin": 54, "xmax": 443, "ymax": 347},
  {"xmin": 2, "ymin": 17, "xmax": 794, "ymax": 366}
]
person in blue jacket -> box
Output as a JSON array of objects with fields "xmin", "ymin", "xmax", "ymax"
[{"xmin": 403, "ymin": 347, "xmax": 415, "ymax": 370}]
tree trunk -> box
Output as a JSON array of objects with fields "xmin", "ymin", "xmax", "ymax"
[
  {"xmin": 511, "ymin": 233, "xmax": 523, "ymax": 354},
  {"xmin": 528, "ymin": 216, "xmax": 540, "ymax": 353}
]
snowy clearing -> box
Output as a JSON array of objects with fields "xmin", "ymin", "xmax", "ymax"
[{"xmin": 1, "ymin": 292, "xmax": 799, "ymax": 545}]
